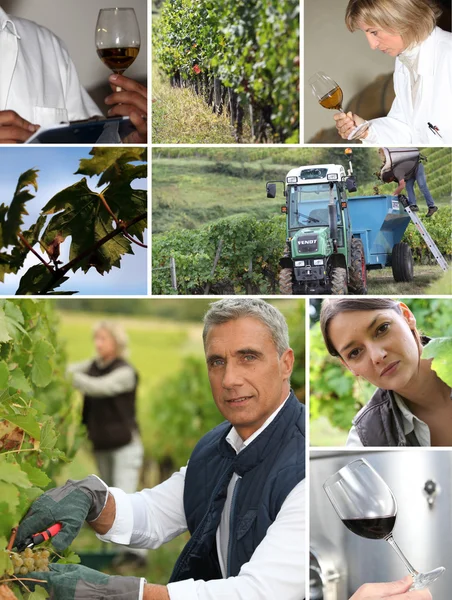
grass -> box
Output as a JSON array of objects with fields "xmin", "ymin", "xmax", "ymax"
[
  {"xmin": 367, "ymin": 264, "xmax": 450, "ymax": 295},
  {"xmin": 425, "ymin": 268, "xmax": 452, "ymax": 294},
  {"xmin": 152, "ymin": 63, "xmax": 251, "ymax": 144},
  {"xmin": 310, "ymin": 416, "xmax": 348, "ymax": 447},
  {"xmin": 152, "ymin": 157, "xmax": 285, "ymax": 233}
]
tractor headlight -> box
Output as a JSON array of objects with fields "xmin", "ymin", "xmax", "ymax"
[
  {"xmin": 313, "ymin": 259, "xmax": 324, "ymax": 266},
  {"xmin": 287, "ymin": 176, "xmax": 298, "ymax": 183},
  {"xmin": 294, "ymin": 261, "xmax": 305, "ymax": 267}
]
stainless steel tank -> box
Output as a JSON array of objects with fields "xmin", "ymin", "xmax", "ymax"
[{"xmin": 310, "ymin": 450, "xmax": 452, "ymax": 600}]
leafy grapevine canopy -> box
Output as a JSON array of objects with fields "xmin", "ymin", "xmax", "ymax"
[
  {"xmin": 154, "ymin": 0, "xmax": 299, "ymax": 142},
  {"xmin": 0, "ymin": 299, "xmax": 83, "ymax": 599},
  {"xmin": 0, "ymin": 147, "xmax": 147, "ymax": 295}
]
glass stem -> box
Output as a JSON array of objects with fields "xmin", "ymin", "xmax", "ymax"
[{"xmin": 385, "ymin": 535, "xmax": 419, "ymax": 577}]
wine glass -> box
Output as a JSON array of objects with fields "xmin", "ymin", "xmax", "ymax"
[
  {"xmin": 95, "ymin": 8, "xmax": 140, "ymax": 92},
  {"xmin": 323, "ymin": 458, "xmax": 445, "ymax": 591},
  {"xmin": 309, "ymin": 71, "xmax": 369, "ymax": 141}
]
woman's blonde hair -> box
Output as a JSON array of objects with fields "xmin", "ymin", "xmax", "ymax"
[
  {"xmin": 93, "ymin": 320, "xmax": 129, "ymax": 358},
  {"xmin": 345, "ymin": 0, "xmax": 442, "ymax": 47}
]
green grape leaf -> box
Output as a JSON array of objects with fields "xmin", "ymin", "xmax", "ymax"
[
  {"xmin": 19, "ymin": 463, "xmax": 50, "ymax": 488},
  {"xmin": 76, "ymin": 147, "xmax": 147, "ymax": 183},
  {"xmin": 11, "ymin": 584, "xmax": 25, "ymax": 600},
  {"xmin": 56, "ymin": 549, "xmax": 81, "ymax": 565},
  {"xmin": 0, "ymin": 457, "xmax": 31, "ymax": 488},
  {"xmin": 0, "ymin": 482, "xmax": 20, "ymax": 512},
  {"xmin": 9, "ymin": 368, "xmax": 32, "ymax": 395},
  {"xmin": 0, "ymin": 544, "xmax": 12, "ymax": 578},
  {"xmin": 28, "ymin": 586, "xmax": 49, "ymax": 600},
  {"xmin": 0, "ymin": 502, "xmax": 16, "ymax": 540},
  {"xmin": 3, "ymin": 302, "xmax": 28, "ymax": 342},
  {"xmin": 39, "ymin": 420, "xmax": 58, "ymax": 452},
  {"xmin": 31, "ymin": 340, "xmax": 55, "ymax": 388},
  {"xmin": 422, "ymin": 337, "xmax": 452, "ymax": 387},
  {"xmin": 15, "ymin": 265, "xmax": 70, "ymax": 296},
  {"xmin": 40, "ymin": 179, "xmax": 134, "ymax": 274},
  {"xmin": 0, "ymin": 361, "xmax": 8, "ymax": 389},
  {"xmin": 0, "ymin": 169, "xmax": 39, "ymax": 248},
  {"xmin": 0, "ymin": 308, "xmax": 11, "ymax": 343},
  {"xmin": 3, "ymin": 414, "xmax": 40, "ymax": 441}
]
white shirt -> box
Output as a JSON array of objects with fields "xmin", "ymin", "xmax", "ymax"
[
  {"xmin": 346, "ymin": 389, "xmax": 452, "ymax": 447},
  {"xmin": 98, "ymin": 398, "xmax": 306, "ymax": 600},
  {"xmin": 0, "ymin": 6, "xmax": 101, "ymax": 127},
  {"xmin": 362, "ymin": 27, "xmax": 452, "ymax": 145}
]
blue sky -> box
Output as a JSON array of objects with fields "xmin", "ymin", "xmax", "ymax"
[{"xmin": 0, "ymin": 147, "xmax": 147, "ymax": 296}]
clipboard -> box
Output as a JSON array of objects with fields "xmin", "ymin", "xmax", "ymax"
[{"xmin": 25, "ymin": 116, "xmax": 135, "ymax": 144}]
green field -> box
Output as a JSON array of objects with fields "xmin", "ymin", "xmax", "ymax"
[{"xmin": 152, "ymin": 147, "xmax": 451, "ymax": 233}]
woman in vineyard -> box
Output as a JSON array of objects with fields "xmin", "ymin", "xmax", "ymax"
[
  {"xmin": 68, "ymin": 321, "xmax": 146, "ymax": 566},
  {"xmin": 319, "ymin": 298, "xmax": 452, "ymax": 446},
  {"xmin": 334, "ymin": 0, "xmax": 452, "ymax": 144}
]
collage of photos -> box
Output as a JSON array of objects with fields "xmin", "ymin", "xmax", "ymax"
[{"xmin": 0, "ymin": 1, "xmax": 450, "ymax": 600}]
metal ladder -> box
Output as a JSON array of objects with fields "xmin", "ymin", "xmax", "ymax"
[{"xmin": 398, "ymin": 195, "xmax": 448, "ymax": 272}]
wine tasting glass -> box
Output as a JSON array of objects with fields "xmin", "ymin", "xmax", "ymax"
[
  {"xmin": 323, "ymin": 458, "xmax": 445, "ymax": 591},
  {"xmin": 308, "ymin": 71, "xmax": 369, "ymax": 141},
  {"xmin": 95, "ymin": 8, "xmax": 140, "ymax": 91}
]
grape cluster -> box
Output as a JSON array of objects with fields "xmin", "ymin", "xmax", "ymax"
[{"xmin": 11, "ymin": 548, "xmax": 50, "ymax": 575}]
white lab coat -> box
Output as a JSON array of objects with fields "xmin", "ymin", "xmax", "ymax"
[
  {"xmin": 0, "ymin": 7, "xmax": 102, "ymax": 127},
  {"xmin": 363, "ymin": 27, "xmax": 452, "ymax": 145}
]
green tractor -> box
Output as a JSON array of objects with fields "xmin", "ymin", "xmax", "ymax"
[{"xmin": 267, "ymin": 154, "xmax": 367, "ymax": 295}]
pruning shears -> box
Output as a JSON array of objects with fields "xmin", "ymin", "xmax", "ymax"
[{"xmin": 15, "ymin": 523, "xmax": 62, "ymax": 552}]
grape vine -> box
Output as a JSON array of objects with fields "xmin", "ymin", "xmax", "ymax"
[
  {"xmin": 154, "ymin": 0, "xmax": 299, "ymax": 143},
  {"xmin": 0, "ymin": 299, "xmax": 82, "ymax": 599},
  {"xmin": 0, "ymin": 148, "xmax": 147, "ymax": 295},
  {"xmin": 152, "ymin": 209, "xmax": 451, "ymax": 295},
  {"xmin": 152, "ymin": 214, "xmax": 286, "ymax": 294}
]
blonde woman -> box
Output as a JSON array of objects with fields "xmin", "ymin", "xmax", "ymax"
[
  {"xmin": 335, "ymin": 0, "xmax": 452, "ymax": 144},
  {"xmin": 69, "ymin": 321, "xmax": 146, "ymax": 567},
  {"xmin": 319, "ymin": 298, "xmax": 452, "ymax": 447}
]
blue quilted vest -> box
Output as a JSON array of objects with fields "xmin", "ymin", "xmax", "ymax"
[{"xmin": 169, "ymin": 391, "xmax": 305, "ymax": 582}]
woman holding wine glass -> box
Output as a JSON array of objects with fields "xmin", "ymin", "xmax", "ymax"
[
  {"xmin": 334, "ymin": 0, "xmax": 452, "ymax": 144},
  {"xmin": 319, "ymin": 297, "xmax": 452, "ymax": 447}
]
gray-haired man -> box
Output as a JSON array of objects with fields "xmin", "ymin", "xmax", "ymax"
[{"xmin": 16, "ymin": 298, "xmax": 306, "ymax": 600}]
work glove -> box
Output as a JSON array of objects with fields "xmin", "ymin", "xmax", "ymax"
[
  {"xmin": 27, "ymin": 563, "xmax": 143, "ymax": 600},
  {"xmin": 15, "ymin": 475, "xmax": 108, "ymax": 551}
]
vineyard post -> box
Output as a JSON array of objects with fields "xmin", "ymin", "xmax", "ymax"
[
  {"xmin": 204, "ymin": 238, "xmax": 223, "ymax": 295},
  {"xmin": 170, "ymin": 256, "xmax": 177, "ymax": 291}
]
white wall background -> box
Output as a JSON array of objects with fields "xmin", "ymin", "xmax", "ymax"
[
  {"xmin": 2, "ymin": 0, "xmax": 147, "ymax": 111},
  {"xmin": 304, "ymin": 0, "xmax": 394, "ymax": 141}
]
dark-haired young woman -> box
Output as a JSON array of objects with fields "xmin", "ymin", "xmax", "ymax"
[{"xmin": 320, "ymin": 298, "xmax": 452, "ymax": 446}]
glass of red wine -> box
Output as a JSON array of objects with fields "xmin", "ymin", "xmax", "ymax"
[{"xmin": 323, "ymin": 458, "xmax": 445, "ymax": 590}]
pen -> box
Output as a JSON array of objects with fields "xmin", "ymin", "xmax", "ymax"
[{"xmin": 427, "ymin": 122, "xmax": 443, "ymax": 138}]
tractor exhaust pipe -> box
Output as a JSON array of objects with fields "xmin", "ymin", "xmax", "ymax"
[{"xmin": 328, "ymin": 183, "xmax": 338, "ymax": 251}]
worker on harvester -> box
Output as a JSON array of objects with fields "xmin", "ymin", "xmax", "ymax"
[{"xmin": 377, "ymin": 148, "xmax": 438, "ymax": 217}]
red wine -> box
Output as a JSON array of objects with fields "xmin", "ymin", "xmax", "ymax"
[{"xmin": 342, "ymin": 516, "xmax": 396, "ymax": 540}]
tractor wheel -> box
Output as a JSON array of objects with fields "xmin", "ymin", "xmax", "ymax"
[
  {"xmin": 349, "ymin": 238, "xmax": 368, "ymax": 295},
  {"xmin": 331, "ymin": 267, "xmax": 348, "ymax": 295},
  {"xmin": 279, "ymin": 268, "xmax": 293, "ymax": 295},
  {"xmin": 392, "ymin": 242, "xmax": 414, "ymax": 282}
]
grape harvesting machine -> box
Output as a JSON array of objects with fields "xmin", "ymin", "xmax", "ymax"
[{"xmin": 267, "ymin": 149, "xmax": 447, "ymax": 295}]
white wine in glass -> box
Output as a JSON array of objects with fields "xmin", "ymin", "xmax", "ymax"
[
  {"xmin": 95, "ymin": 8, "xmax": 140, "ymax": 91},
  {"xmin": 323, "ymin": 458, "xmax": 445, "ymax": 591},
  {"xmin": 309, "ymin": 71, "xmax": 369, "ymax": 140}
]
